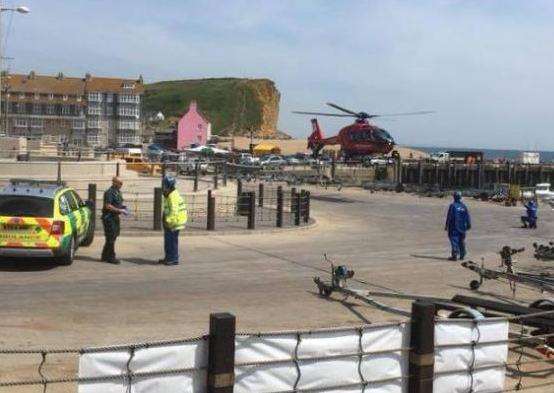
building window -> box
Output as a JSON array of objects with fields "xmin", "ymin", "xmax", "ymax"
[
  {"xmin": 61, "ymin": 105, "xmax": 70, "ymax": 115},
  {"xmin": 17, "ymin": 103, "xmax": 25, "ymax": 114},
  {"xmin": 49, "ymin": 93, "xmax": 54, "ymax": 100},
  {"xmin": 87, "ymin": 132, "xmax": 100, "ymax": 145},
  {"xmin": 87, "ymin": 119, "xmax": 100, "ymax": 128},
  {"xmin": 123, "ymin": 82, "xmax": 135, "ymax": 89},
  {"xmin": 62, "ymin": 95, "xmax": 68, "ymax": 101},
  {"xmin": 118, "ymin": 106, "xmax": 140, "ymax": 117},
  {"xmin": 46, "ymin": 105, "xmax": 55, "ymax": 115},
  {"xmin": 73, "ymin": 120, "xmax": 85, "ymax": 129},
  {"xmin": 117, "ymin": 120, "xmax": 139, "ymax": 130},
  {"xmin": 87, "ymin": 105, "xmax": 101, "ymax": 115},
  {"xmin": 31, "ymin": 118, "xmax": 43, "ymax": 128},
  {"xmin": 88, "ymin": 92, "xmax": 102, "ymax": 102},
  {"xmin": 33, "ymin": 103, "xmax": 41, "ymax": 115},
  {"xmin": 34, "ymin": 93, "xmax": 40, "ymax": 100},
  {"xmin": 118, "ymin": 94, "xmax": 139, "ymax": 104},
  {"xmin": 15, "ymin": 118, "xmax": 27, "ymax": 127},
  {"xmin": 18, "ymin": 93, "xmax": 25, "ymax": 99},
  {"xmin": 76, "ymin": 95, "xmax": 82, "ymax": 102},
  {"xmin": 106, "ymin": 94, "xmax": 113, "ymax": 103}
]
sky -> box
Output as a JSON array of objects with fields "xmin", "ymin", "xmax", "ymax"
[{"xmin": 3, "ymin": 0, "xmax": 554, "ymax": 150}]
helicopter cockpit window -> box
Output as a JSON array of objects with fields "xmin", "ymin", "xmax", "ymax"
[
  {"xmin": 373, "ymin": 128, "xmax": 393, "ymax": 141},
  {"xmin": 350, "ymin": 130, "xmax": 372, "ymax": 142}
]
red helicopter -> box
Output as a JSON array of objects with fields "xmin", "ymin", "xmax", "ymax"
[{"xmin": 293, "ymin": 102, "xmax": 434, "ymax": 159}]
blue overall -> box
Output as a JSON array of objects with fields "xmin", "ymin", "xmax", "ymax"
[
  {"xmin": 521, "ymin": 201, "xmax": 538, "ymax": 229},
  {"xmin": 445, "ymin": 196, "xmax": 471, "ymax": 260}
]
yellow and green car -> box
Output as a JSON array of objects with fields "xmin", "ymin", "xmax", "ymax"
[{"xmin": 0, "ymin": 179, "xmax": 95, "ymax": 265}]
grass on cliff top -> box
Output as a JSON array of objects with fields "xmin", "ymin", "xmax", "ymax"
[{"xmin": 144, "ymin": 78, "xmax": 270, "ymax": 135}]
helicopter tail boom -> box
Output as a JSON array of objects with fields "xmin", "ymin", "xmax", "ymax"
[{"xmin": 308, "ymin": 118, "xmax": 324, "ymax": 150}]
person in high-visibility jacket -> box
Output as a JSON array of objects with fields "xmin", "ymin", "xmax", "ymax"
[{"xmin": 159, "ymin": 175, "xmax": 187, "ymax": 266}]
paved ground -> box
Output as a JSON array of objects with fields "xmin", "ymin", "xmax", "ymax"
[{"xmin": 0, "ymin": 188, "xmax": 553, "ymax": 391}]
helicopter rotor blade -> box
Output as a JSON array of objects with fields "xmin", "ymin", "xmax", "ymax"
[
  {"xmin": 325, "ymin": 102, "xmax": 359, "ymax": 116},
  {"xmin": 369, "ymin": 110, "xmax": 435, "ymax": 118},
  {"xmin": 292, "ymin": 111, "xmax": 354, "ymax": 117}
]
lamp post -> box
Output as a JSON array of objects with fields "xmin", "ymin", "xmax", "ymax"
[{"xmin": 0, "ymin": 4, "xmax": 29, "ymax": 135}]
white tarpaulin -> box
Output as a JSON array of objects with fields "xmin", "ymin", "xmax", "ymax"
[
  {"xmin": 78, "ymin": 339, "xmax": 208, "ymax": 393},
  {"xmin": 78, "ymin": 318, "xmax": 509, "ymax": 393},
  {"xmin": 434, "ymin": 319, "xmax": 509, "ymax": 392},
  {"xmin": 234, "ymin": 323, "xmax": 409, "ymax": 393}
]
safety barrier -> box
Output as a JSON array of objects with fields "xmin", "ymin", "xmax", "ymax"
[
  {"xmin": 85, "ymin": 182, "xmax": 311, "ymax": 232},
  {"xmin": 0, "ymin": 301, "xmax": 552, "ymax": 392}
]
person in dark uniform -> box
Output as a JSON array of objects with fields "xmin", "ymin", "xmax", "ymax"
[
  {"xmin": 445, "ymin": 191, "xmax": 472, "ymax": 261},
  {"xmin": 101, "ymin": 177, "xmax": 125, "ymax": 264}
]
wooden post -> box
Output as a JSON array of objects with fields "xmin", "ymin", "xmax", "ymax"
[
  {"xmin": 290, "ymin": 187, "xmax": 297, "ymax": 215},
  {"xmin": 236, "ymin": 179, "xmax": 242, "ymax": 199},
  {"xmin": 153, "ymin": 187, "xmax": 163, "ymax": 231},
  {"xmin": 408, "ymin": 301, "xmax": 435, "ymax": 393},
  {"xmin": 258, "ymin": 183, "xmax": 264, "ymax": 207},
  {"xmin": 302, "ymin": 190, "xmax": 310, "ymax": 223},
  {"xmin": 194, "ymin": 162, "xmax": 199, "ymax": 192},
  {"xmin": 294, "ymin": 192, "xmax": 301, "ymax": 226},
  {"xmin": 276, "ymin": 185, "xmax": 283, "ymax": 228},
  {"xmin": 88, "ymin": 183, "xmax": 97, "ymax": 227},
  {"xmin": 247, "ymin": 192, "xmax": 256, "ymax": 230},
  {"xmin": 418, "ymin": 161, "xmax": 424, "ymax": 186},
  {"xmin": 207, "ymin": 190, "xmax": 215, "ymax": 231},
  {"xmin": 57, "ymin": 160, "xmax": 62, "ymax": 184},
  {"xmin": 214, "ymin": 164, "xmax": 219, "ymax": 190},
  {"xmin": 116, "ymin": 161, "xmax": 121, "ymax": 177},
  {"xmin": 207, "ymin": 313, "xmax": 236, "ymax": 393},
  {"xmin": 223, "ymin": 162, "xmax": 228, "ymax": 187}
]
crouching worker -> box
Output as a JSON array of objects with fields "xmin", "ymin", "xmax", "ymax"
[
  {"xmin": 521, "ymin": 199, "xmax": 538, "ymax": 229},
  {"xmin": 159, "ymin": 175, "xmax": 187, "ymax": 266},
  {"xmin": 445, "ymin": 191, "xmax": 472, "ymax": 261}
]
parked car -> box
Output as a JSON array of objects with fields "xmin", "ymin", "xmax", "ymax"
[
  {"xmin": 284, "ymin": 155, "xmax": 301, "ymax": 165},
  {"xmin": 0, "ymin": 179, "xmax": 95, "ymax": 265},
  {"xmin": 238, "ymin": 153, "xmax": 260, "ymax": 166},
  {"xmin": 146, "ymin": 144, "xmax": 166, "ymax": 161},
  {"xmin": 178, "ymin": 158, "xmax": 209, "ymax": 175},
  {"xmin": 260, "ymin": 155, "xmax": 286, "ymax": 168}
]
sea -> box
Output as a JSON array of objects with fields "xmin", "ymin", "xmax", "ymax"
[{"xmin": 412, "ymin": 146, "xmax": 554, "ymax": 163}]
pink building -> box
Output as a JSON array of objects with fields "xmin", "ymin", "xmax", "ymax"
[{"xmin": 176, "ymin": 101, "xmax": 211, "ymax": 150}]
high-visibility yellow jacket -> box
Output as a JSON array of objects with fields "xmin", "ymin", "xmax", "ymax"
[{"xmin": 163, "ymin": 190, "xmax": 187, "ymax": 230}]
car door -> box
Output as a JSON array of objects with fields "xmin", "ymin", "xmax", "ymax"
[
  {"xmin": 70, "ymin": 191, "xmax": 89, "ymax": 240},
  {"xmin": 61, "ymin": 191, "xmax": 83, "ymax": 241}
]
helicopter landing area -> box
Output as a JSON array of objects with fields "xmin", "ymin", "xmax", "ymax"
[{"xmin": 0, "ymin": 188, "xmax": 552, "ymax": 350}]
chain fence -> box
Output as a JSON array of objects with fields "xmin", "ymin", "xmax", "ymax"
[{"xmin": 0, "ymin": 309, "xmax": 552, "ymax": 393}]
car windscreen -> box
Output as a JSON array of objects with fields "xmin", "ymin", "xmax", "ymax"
[{"xmin": 0, "ymin": 195, "xmax": 54, "ymax": 217}]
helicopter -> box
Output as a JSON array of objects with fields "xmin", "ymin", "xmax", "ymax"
[{"xmin": 293, "ymin": 102, "xmax": 434, "ymax": 160}]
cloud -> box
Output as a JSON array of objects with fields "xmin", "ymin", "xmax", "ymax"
[{"xmin": 6, "ymin": 0, "xmax": 554, "ymax": 149}]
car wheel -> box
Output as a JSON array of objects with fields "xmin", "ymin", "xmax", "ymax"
[{"xmin": 58, "ymin": 236, "xmax": 75, "ymax": 266}]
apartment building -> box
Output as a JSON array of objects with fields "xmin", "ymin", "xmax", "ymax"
[{"xmin": 1, "ymin": 71, "xmax": 144, "ymax": 147}]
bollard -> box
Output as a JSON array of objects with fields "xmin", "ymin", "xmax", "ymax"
[
  {"xmin": 258, "ymin": 183, "xmax": 264, "ymax": 207},
  {"xmin": 57, "ymin": 160, "xmax": 62, "ymax": 184},
  {"xmin": 408, "ymin": 301, "xmax": 435, "ymax": 393},
  {"xmin": 116, "ymin": 161, "xmax": 120, "ymax": 177},
  {"xmin": 207, "ymin": 313, "xmax": 236, "ymax": 393},
  {"xmin": 276, "ymin": 186, "xmax": 283, "ymax": 228},
  {"xmin": 247, "ymin": 192, "xmax": 256, "ymax": 230},
  {"xmin": 294, "ymin": 192, "xmax": 301, "ymax": 226},
  {"xmin": 301, "ymin": 190, "xmax": 310, "ymax": 223},
  {"xmin": 223, "ymin": 162, "xmax": 228, "ymax": 187},
  {"xmin": 194, "ymin": 162, "xmax": 199, "ymax": 192},
  {"xmin": 207, "ymin": 190, "xmax": 215, "ymax": 231},
  {"xmin": 290, "ymin": 187, "xmax": 297, "ymax": 215},
  {"xmin": 236, "ymin": 179, "xmax": 243, "ymax": 199},
  {"xmin": 87, "ymin": 183, "xmax": 97, "ymax": 227},
  {"xmin": 331, "ymin": 157, "xmax": 336, "ymax": 180},
  {"xmin": 214, "ymin": 164, "xmax": 219, "ymax": 190},
  {"xmin": 153, "ymin": 187, "xmax": 163, "ymax": 231}
]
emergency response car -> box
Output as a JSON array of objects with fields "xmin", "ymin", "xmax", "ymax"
[{"xmin": 0, "ymin": 179, "xmax": 95, "ymax": 265}]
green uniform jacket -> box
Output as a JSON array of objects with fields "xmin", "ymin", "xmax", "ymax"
[{"xmin": 163, "ymin": 190, "xmax": 187, "ymax": 230}]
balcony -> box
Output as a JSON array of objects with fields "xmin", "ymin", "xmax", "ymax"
[
  {"xmin": 87, "ymin": 107, "xmax": 102, "ymax": 116},
  {"xmin": 117, "ymin": 107, "xmax": 140, "ymax": 117},
  {"xmin": 117, "ymin": 121, "xmax": 140, "ymax": 130},
  {"xmin": 87, "ymin": 120, "xmax": 101, "ymax": 129}
]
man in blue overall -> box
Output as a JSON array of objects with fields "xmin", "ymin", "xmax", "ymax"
[
  {"xmin": 521, "ymin": 199, "xmax": 538, "ymax": 229},
  {"xmin": 445, "ymin": 191, "xmax": 472, "ymax": 261}
]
